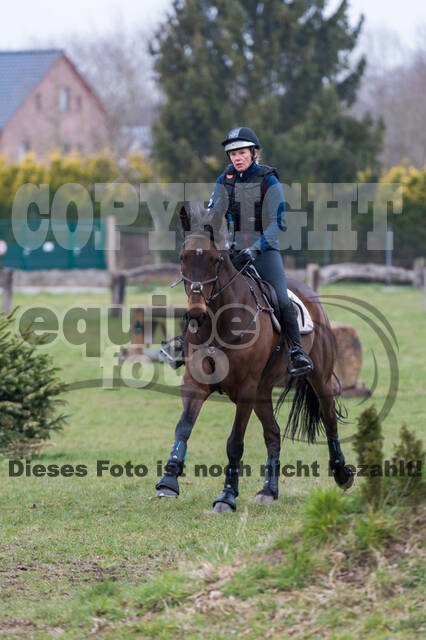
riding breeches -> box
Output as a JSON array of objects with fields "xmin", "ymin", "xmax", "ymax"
[{"xmin": 252, "ymin": 249, "xmax": 290, "ymax": 311}]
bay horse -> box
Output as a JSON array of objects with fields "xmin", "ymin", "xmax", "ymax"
[{"xmin": 155, "ymin": 206, "xmax": 354, "ymax": 511}]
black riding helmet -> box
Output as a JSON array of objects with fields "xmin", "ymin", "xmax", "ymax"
[{"xmin": 221, "ymin": 127, "xmax": 261, "ymax": 157}]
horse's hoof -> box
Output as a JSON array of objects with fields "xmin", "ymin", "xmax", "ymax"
[
  {"xmin": 156, "ymin": 488, "xmax": 179, "ymax": 498},
  {"xmin": 254, "ymin": 492, "xmax": 275, "ymax": 504},
  {"xmin": 213, "ymin": 501, "xmax": 233, "ymax": 513},
  {"xmin": 334, "ymin": 466, "xmax": 355, "ymax": 491},
  {"xmin": 341, "ymin": 471, "xmax": 355, "ymax": 491}
]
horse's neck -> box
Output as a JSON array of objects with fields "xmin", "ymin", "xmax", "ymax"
[{"xmin": 209, "ymin": 255, "xmax": 252, "ymax": 311}]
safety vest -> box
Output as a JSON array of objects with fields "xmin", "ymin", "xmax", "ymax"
[{"xmin": 222, "ymin": 163, "xmax": 280, "ymax": 235}]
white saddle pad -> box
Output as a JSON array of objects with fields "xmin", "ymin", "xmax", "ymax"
[{"xmin": 288, "ymin": 290, "xmax": 314, "ymax": 334}]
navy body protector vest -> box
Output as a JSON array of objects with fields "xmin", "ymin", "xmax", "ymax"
[{"xmin": 222, "ymin": 163, "xmax": 279, "ymax": 239}]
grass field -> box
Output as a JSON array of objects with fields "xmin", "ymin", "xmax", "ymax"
[{"xmin": 0, "ymin": 283, "xmax": 425, "ymax": 639}]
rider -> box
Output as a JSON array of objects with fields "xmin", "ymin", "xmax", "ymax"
[{"xmin": 161, "ymin": 126, "xmax": 313, "ymax": 375}]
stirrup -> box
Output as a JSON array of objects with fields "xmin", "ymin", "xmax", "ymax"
[
  {"xmin": 287, "ymin": 348, "xmax": 313, "ymax": 378},
  {"xmin": 159, "ymin": 336, "xmax": 185, "ymax": 369}
]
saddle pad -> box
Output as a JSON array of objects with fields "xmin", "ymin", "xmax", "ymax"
[{"xmin": 288, "ymin": 289, "xmax": 314, "ymax": 334}]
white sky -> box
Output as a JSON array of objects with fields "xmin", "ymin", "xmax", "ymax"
[{"xmin": 1, "ymin": 0, "xmax": 425, "ymax": 51}]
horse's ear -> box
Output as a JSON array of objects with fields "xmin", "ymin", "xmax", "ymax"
[
  {"xmin": 179, "ymin": 205, "xmax": 191, "ymax": 232},
  {"xmin": 203, "ymin": 224, "xmax": 214, "ymax": 243}
]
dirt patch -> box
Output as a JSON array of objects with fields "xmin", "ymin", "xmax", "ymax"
[
  {"xmin": 0, "ymin": 619, "xmax": 36, "ymax": 639},
  {"xmin": 0, "ymin": 555, "xmax": 164, "ymax": 605}
]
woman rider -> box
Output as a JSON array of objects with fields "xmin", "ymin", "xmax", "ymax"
[{"xmin": 161, "ymin": 126, "xmax": 313, "ymax": 374}]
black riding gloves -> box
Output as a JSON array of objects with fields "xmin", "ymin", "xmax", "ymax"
[{"xmin": 231, "ymin": 246, "xmax": 260, "ymax": 270}]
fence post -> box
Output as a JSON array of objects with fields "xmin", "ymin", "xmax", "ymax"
[
  {"xmin": 2, "ymin": 268, "xmax": 14, "ymax": 314},
  {"xmin": 130, "ymin": 308, "xmax": 145, "ymax": 355},
  {"xmin": 110, "ymin": 272, "xmax": 127, "ymax": 318},
  {"xmin": 413, "ymin": 257, "xmax": 425, "ymax": 288},
  {"xmin": 306, "ymin": 263, "xmax": 320, "ymax": 292},
  {"xmin": 424, "ymin": 268, "xmax": 426, "ymax": 312},
  {"xmin": 106, "ymin": 215, "xmax": 117, "ymax": 273}
]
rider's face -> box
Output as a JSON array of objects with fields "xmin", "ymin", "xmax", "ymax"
[{"xmin": 229, "ymin": 147, "xmax": 256, "ymax": 172}]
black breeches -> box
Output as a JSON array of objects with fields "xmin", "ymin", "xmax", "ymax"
[{"xmin": 253, "ymin": 249, "xmax": 290, "ymax": 311}]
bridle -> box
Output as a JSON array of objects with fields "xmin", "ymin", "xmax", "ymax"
[
  {"xmin": 171, "ymin": 236, "xmax": 248, "ymax": 305},
  {"xmin": 175, "ymin": 257, "xmax": 224, "ymax": 304},
  {"xmin": 171, "ymin": 234, "xmax": 274, "ymax": 338}
]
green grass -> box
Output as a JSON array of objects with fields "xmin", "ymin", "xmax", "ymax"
[
  {"xmin": 223, "ymin": 541, "xmax": 319, "ymax": 598},
  {"xmin": 0, "ymin": 283, "xmax": 425, "ymax": 638},
  {"xmin": 302, "ymin": 486, "xmax": 353, "ymax": 543},
  {"xmin": 353, "ymin": 508, "xmax": 400, "ymax": 551}
]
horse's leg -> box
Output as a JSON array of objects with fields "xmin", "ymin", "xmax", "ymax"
[
  {"xmin": 253, "ymin": 385, "xmax": 281, "ymax": 504},
  {"xmin": 213, "ymin": 384, "xmax": 257, "ymax": 513},
  {"xmin": 156, "ymin": 381, "xmax": 210, "ymax": 498},
  {"xmin": 308, "ymin": 371, "xmax": 354, "ymax": 490}
]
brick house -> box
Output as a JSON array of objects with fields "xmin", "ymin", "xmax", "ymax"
[{"xmin": 0, "ymin": 49, "xmax": 110, "ymax": 162}]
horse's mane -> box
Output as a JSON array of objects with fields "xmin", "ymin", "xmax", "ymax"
[
  {"xmin": 185, "ymin": 203, "xmax": 211, "ymax": 231},
  {"xmin": 181, "ymin": 202, "xmax": 225, "ymax": 245}
]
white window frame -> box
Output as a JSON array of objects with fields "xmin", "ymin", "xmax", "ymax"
[{"xmin": 59, "ymin": 87, "xmax": 70, "ymax": 113}]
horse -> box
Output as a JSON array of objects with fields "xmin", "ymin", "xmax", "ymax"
[{"xmin": 155, "ymin": 205, "xmax": 354, "ymax": 512}]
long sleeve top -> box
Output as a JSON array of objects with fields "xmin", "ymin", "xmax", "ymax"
[{"xmin": 208, "ymin": 161, "xmax": 286, "ymax": 251}]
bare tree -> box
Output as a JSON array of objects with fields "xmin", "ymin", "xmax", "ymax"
[
  {"xmin": 62, "ymin": 23, "xmax": 161, "ymax": 157},
  {"xmin": 352, "ymin": 25, "xmax": 426, "ymax": 169}
]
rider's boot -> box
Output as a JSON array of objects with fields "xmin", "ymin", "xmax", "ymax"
[
  {"xmin": 160, "ymin": 333, "xmax": 185, "ymax": 369},
  {"xmin": 159, "ymin": 316, "xmax": 188, "ymax": 369},
  {"xmin": 281, "ymin": 302, "xmax": 314, "ymax": 377}
]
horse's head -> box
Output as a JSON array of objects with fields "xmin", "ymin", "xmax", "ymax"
[{"xmin": 179, "ymin": 204, "xmax": 224, "ymax": 321}]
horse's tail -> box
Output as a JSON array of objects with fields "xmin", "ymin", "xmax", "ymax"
[
  {"xmin": 274, "ymin": 376, "xmax": 349, "ymax": 443},
  {"xmin": 274, "ymin": 377, "xmax": 324, "ymax": 444}
]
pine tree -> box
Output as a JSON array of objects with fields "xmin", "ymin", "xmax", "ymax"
[
  {"xmin": 0, "ymin": 312, "xmax": 68, "ymax": 459},
  {"xmin": 390, "ymin": 425, "xmax": 426, "ymax": 507},
  {"xmin": 150, "ymin": 0, "xmax": 383, "ymax": 182},
  {"xmin": 353, "ymin": 406, "xmax": 384, "ymax": 508}
]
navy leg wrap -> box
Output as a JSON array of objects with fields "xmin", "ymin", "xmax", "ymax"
[
  {"xmin": 224, "ymin": 465, "xmax": 239, "ymax": 497},
  {"xmin": 156, "ymin": 440, "xmax": 187, "ymax": 495},
  {"xmin": 259, "ymin": 457, "xmax": 280, "ymax": 498},
  {"xmin": 213, "ymin": 465, "xmax": 239, "ymax": 511},
  {"xmin": 327, "ymin": 435, "xmax": 354, "ymax": 489},
  {"xmin": 327, "ymin": 436, "xmax": 345, "ymax": 470}
]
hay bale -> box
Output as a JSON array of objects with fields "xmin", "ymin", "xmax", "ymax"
[{"xmin": 331, "ymin": 321, "xmax": 370, "ymax": 397}]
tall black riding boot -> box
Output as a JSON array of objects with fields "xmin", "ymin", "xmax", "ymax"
[{"xmin": 281, "ymin": 302, "xmax": 314, "ymax": 376}]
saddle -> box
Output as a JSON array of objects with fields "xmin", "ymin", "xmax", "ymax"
[{"xmin": 244, "ymin": 265, "xmax": 314, "ymax": 335}]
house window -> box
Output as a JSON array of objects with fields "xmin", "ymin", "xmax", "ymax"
[
  {"xmin": 59, "ymin": 87, "xmax": 70, "ymax": 112},
  {"xmin": 76, "ymin": 95, "xmax": 82, "ymax": 111},
  {"xmin": 35, "ymin": 93, "xmax": 42, "ymax": 111},
  {"xmin": 19, "ymin": 141, "xmax": 30, "ymax": 160}
]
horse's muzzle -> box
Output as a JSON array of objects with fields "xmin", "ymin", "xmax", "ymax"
[
  {"xmin": 188, "ymin": 309, "xmax": 208, "ymax": 327},
  {"xmin": 188, "ymin": 291, "xmax": 207, "ymax": 317}
]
